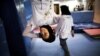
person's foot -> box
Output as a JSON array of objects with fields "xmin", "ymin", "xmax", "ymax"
[{"xmin": 64, "ymin": 52, "xmax": 70, "ymax": 56}]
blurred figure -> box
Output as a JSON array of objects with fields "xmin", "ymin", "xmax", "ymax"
[
  {"xmin": 73, "ymin": 5, "xmax": 79, "ymax": 11},
  {"xmin": 74, "ymin": 4, "xmax": 84, "ymax": 11},
  {"xmin": 60, "ymin": 5, "xmax": 74, "ymax": 56},
  {"xmin": 79, "ymin": 4, "xmax": 84, "ymax": 11}
]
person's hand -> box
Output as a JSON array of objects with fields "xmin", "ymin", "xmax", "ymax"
[
  {"xmin": 50, "ymin": 24, "xmax": 57, "ymax": 31},
  {"xmin": 33, "ymin": 27, "xmax": 40, "ymax": 33},
  {"xmin": 71, "ymin": 30, "xmax": 74, "ymax": 37}
]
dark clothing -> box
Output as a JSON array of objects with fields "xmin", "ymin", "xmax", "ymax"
[{"xmin": 60, "ymin": 38, "xmax": 70, "ymax": 56}]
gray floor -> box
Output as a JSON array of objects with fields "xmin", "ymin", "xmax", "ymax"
[{"xmin": 27, "ymin": 33, "xmax": 100, "ymax": 56}]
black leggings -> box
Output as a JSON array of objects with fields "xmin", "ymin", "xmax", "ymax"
[{"xmin": 60, "ymin": 38, "xmax": 70, "ymax": 56}]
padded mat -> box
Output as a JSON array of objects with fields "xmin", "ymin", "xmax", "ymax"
[{"xmin": 83, "ymin": 29, "xmax": 100, "ymax": 36}]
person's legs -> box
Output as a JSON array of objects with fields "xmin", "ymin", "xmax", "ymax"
[{"xmin": 60, "ymin": 38, "xmax": 70, "ymax": 56}]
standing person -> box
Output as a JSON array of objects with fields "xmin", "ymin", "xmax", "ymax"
[
  {"xmin": 23, "ymin": 0, "xmax": 74, "ymax": 56},
  {"xmin": 59, "ymin": 5, "xmax": 74, "ymax": 56}
]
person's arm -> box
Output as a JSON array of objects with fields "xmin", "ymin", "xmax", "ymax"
[
  {"xmin": 23, "ymin": 24, "xmax": 38, "ymax": 38},
  {"xmin": 71, "ymin": 26, "xmax": 74, "ymax": 37}
]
